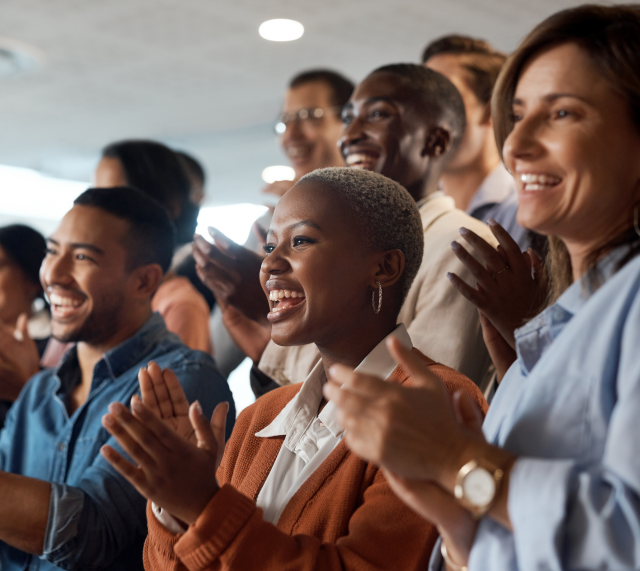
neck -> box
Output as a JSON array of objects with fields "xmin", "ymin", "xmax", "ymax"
[
  {"xmin": 406, "ymin": 169, "xmax": 441, "ymax": 203},
  {"xmin": 75, "ymin": 309, "xmax": 152, "ymax": 396},
  {"xmin": 440, "ymin": 151, "xmax": 501, "ymax": 212},
  {"xmin": 316, "ymin": 313, "xmax": 398, "ymax": 382}
]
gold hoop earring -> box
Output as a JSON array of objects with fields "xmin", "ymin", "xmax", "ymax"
[
  {"xmin": 635, "ymin": 205, "xmax": 640, "ymax": 238},
  {"xmin": 372, "ymin": 281, "xmax": 382, "ymax": 314}
]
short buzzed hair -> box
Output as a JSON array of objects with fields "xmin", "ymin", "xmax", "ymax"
[
  {"xmin": 74, "ymin": 186, "xmax": 176, "ymax": 273},
  {"xmin": 421, "ymin": 35, "xmax": 507, "ymax": 106},
  {"xmin": 372, "ymin": 63, "xmax": 466, "ymax": 158},
  {"xmin": 297, "ymin": 167, "xmax": 424, "ymax": 305},
  {"xmin": 289, "ymin": 69, "xmax": 355, "ymax": 110}
]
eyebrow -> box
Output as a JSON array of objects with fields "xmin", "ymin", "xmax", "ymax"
[
  {"xmin": 266, "ymin": 219, "xmax": 322, "ymax": 238},
  {"xmin": 513, "ymin": 93, "xmax": 592, "ymax": 106},
  {"xmin": 342, "ymin": 96, "xmax": 397, "ymax": 112},
  {"xmin": 47, "ymin": 238, "xmax": 105, "ymax": 255}
]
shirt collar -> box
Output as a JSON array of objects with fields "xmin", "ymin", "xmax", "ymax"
[
  {"xmin": 466, "ymin": 164, "xmax": 516, "ymax": 215},
  {"xmin": 256, "ymin": 324, "xmax": 412, "ymax": 445},
  {"xmin": 53, "ymin": 313, "xmax": 169, "ymax": 385},
  {"xmin": 514, "ymin": 245, "xmax": 632, "ymax": 374}
]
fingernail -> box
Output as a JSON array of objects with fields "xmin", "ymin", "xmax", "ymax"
[
  {"xmin": 103, "ymin": 414, "xmax": 114, "ymax": 427},
  {"xmin": 488, "ymin": 218, "xmax": 497, "ymax": 226},
  {"xmin": 451, "ymin": 241, "xmax": 461, "ymax": 250},
  {"xmin": 446, "ymin": 272, "xmax": 453, "ymax": 281},
  {"xmin": 131, "ymin": 396, "xmax": 143, "ymax": 413},
  {"xmin": 194, "ymin": 400, "xmax": 203, "ymax": 415},
  {"xmin": 459, "ymin": 227, "xmax": 469, "ymax": 236}
]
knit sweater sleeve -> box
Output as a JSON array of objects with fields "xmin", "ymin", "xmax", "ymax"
[{"xmin": 171, "ymin": 475, "xmax": 436, "ymax": 571}]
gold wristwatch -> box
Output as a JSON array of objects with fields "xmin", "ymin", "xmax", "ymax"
[{"xmin": 454, "ymin": 458, "xmax": 504, "ymax": 518}]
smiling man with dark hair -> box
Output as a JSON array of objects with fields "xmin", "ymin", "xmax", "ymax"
[{"xmin": 0, "ymin": 186, "xmax": 234, "ymax": 571}]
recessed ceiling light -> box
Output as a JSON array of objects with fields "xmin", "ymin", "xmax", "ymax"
[
  {"xmin": 262, "ymin": 165, "xmax": 295, "ymax": 184},
  {"xmin": 259, "ymin": 19, "xmax": 304, "ymax": 42}
]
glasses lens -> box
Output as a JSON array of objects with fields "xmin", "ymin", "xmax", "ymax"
[{"xmin": 274, "ymin": 122, "xmax": 286, "ymax": 135}]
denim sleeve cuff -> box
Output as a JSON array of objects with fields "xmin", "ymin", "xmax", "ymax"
[
  {"xmin": 43, "ymin": 483, "xmax": 85, "ymax": 556},
  {"xmin": 508, "ymin": 457, "xmax": 575, "ymax": 570}
]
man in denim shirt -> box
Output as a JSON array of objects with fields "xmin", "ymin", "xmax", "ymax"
[{"xmin": 0, "ymin": 186, "xmax": 235, "ymax": 570}]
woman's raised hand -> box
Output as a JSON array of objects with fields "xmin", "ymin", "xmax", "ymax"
[
  {"xmin": 138, "ymin": 362, "xmax": 195, "ymax": 443},
  {"xmin": 447, "ymin": 219, "xmax": 548, "ymax": 349},
  {"xmin": 100, "ymin": 397, "xmax": 229, "ymax": 525}
]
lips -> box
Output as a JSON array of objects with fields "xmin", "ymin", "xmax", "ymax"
[
  {"xmin": 519, "ymin": 172, "xmax": 562, "ymax": 192},
  {"xmin": 48, "ymin": 290, "xmax": 86, "ymax": 319},
  {"xmin": 343, "ymin": 148, "xmax": 380, "ymax": 170},
  {"xmin": 284, "ymin": 144, "xmax": 313, "ymax": 163},
  {"xmin": 265, "ymin": 283, "xmax": 306, "ymax": 322}
]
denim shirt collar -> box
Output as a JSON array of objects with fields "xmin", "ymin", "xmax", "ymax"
[
  {"xmin": 514, "ymin": 246, "xmax": 630, "ymax": 375},
  {"xmin": 54, "ymin": 313, "xmax": 170, "ymax": 393}
]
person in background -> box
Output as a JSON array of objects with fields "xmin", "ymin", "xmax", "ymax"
[
  {"xmin": 0, "ymin": 225, "xmax": 49, "ymax": 426},
  {"xmin": 94, "ymin": 140, "xmax": 212, "ymax": 353},
  {"xmin": 252, "ymin": 64, "xmax": 499, "ymax": 392},
  {"xmin": 0, "ymin": 187, "xmax": 234, "ymax": 571},
  {"xmin": 173, "ymin": 150, "xmax": 216, "ymax": 311},
  {"xmin": 326, "ymin": 5, "xmax": 640, "ymax": 569},
  {"xmin": 204, "ymin": 69, "xmax": 355, "ymax": 378},
  {"xmin": 423, "ymin": 35, "xmax": 536, "ymax": 253},
  {"xmin": 100, "ymin": 167, "xmax": 486, "ymax": 571}
]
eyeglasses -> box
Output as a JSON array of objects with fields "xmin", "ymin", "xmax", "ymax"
[{"xmin": 274, "ymin": 105, "xmax": 343, "ymax": 135}]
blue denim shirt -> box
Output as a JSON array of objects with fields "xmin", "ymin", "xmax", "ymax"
[
  {"xmin": 0, "ymin": 313, "xmax": 235, "ymax": 571},
  {"xmin": 431, "ymin": 249, "xmax": 640, "ymax": 570}
]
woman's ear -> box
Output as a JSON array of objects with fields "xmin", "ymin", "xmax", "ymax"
[
  {"xmin": 131, "ymin": 264, "xmax": 165, "ymax": 299},
  {"xmin": 423, "ymin": 127, "xmax": 451, "ymax": 158},
  {"xmin": 372, "ymin": 250, "xmax": 405, "ymax": 288}
]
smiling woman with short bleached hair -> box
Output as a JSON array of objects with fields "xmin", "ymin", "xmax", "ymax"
[{"xmin": 100, "ymin": 167, "xmax": 486, "ymax": 571}]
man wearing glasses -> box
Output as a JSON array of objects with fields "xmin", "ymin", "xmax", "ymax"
[{"xmin": 203, "ymin": 69, "xmax": 354, "ymax": 380}]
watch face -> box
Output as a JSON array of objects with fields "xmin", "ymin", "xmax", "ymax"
[{"xmin": 462, "ymin": 467, "xmax": 496, "ymax": 507}]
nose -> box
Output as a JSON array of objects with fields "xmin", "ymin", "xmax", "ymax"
[
  {"xmin": 281, "ymin": 117, "xmax": 305, "ymax": 145},
  {"xmin": 503, "ymin": 113, "xmax": 544, "ymax": 166},
  {"xmin": 339, "ymin": 114, "xmax": 367, "ymax": 154},
  {"xmin": 40, "ymin": 250, "xmax": 73, "ymax": 291},
  {"xmin": 260, "ymin": 242, "xmax": 290, "ymax": 279}
]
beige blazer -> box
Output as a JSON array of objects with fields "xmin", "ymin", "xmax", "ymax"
[{"xmin": 258, "ymin": 193, "xmax": 499, "ymax": 388}]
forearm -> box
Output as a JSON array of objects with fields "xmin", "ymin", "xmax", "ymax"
[{"xmin": 0, "ymin": 470, "xmax": 51, "ymax": 554}]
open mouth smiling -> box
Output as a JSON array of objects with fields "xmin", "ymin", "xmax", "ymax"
[
  {"xmin": 48, "ymin": 291, "xmax": 86, "ymax": 319},
  {"xmin": 267, "ymin": 286, "xmax": 307, "ymax": 322}
]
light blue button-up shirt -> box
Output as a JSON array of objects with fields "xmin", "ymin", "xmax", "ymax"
[
  {"xmin": 430, "ymin": 248, "xmax": 640, "ymax": 570},
  {"xmin": 0, "ymin": 313, "xmax": 235, "ymax": 571}
]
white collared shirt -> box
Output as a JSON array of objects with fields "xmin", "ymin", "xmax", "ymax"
[{"xmin": 254, "ymin": 324, "xmax": 412, "ymax": 524}]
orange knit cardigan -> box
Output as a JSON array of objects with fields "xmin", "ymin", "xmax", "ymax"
[{"xmin": 144, "ymin": 349, "xmax": 488, "ymax": 571}]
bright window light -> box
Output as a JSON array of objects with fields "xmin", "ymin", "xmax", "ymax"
[
  {"xmin": 196, "ymin": 204, "xmax": 269, "ymax": 245},
  {"xmin": 0, "ymin": 164, "xmax": 87, "ymax": 220},
  {"xmin": 259, "ymin": 19, "xmax": 304, "ymax": 42},
  {"xmin": 261, "ymin": 165, "xmax": 295, "ymax": 184}
]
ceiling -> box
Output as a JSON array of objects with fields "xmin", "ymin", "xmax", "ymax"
[{"xmin": 0, "ymin": 0, "xmax": 595, "ymax": 208}]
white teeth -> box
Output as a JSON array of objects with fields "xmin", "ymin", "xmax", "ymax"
[
  {"xmin": 49, "ymin": 293, "xmax": 82, "ymax": 308},
  {"xmin": 345, "ymin": 153, "xmax": 376, "ymax": 166},
  {"xmin": 520, "ymin": 173, "xmax": 561, "ymax": 185},
  {"xmin": 268, "ymin": 289, "xmax": 306, "ymax": 306}
]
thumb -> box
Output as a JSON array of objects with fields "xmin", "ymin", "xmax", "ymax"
[
  {"xmin": 189, "ymin": 401, "xmax": 218, "ymax": 453},
  {"xmin": 210, "ymin": 401, "xmax": 229, "ymax": 468},
  {"xmin": 14, "ymin": 313, "xmax": 29, "ymax": 342},
  {"xmin": 207, "ymin": 227, "xmax": 238, "ymax": 258},
  {"xmin": 252, "ymin": 222, "xmax": 267, "ymax": 247},
  {"xmin": 452, "ymin": 391, "xmax": 484, "ymax": 437},
  {"xmin": 386, "ymin": 337, "xmax": 444, "ymax": 393}
]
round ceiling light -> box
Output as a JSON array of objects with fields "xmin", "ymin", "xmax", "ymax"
[
  {"xmin": 262, "ymin": 165, "xmax": 295, "ymax": 184},
  {"xmin": 259, "ymin": 19, "xmax": 304, "ymax": 42}
]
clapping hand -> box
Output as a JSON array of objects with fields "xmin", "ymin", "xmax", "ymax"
[
  {"xmin": 447, "ymin": 220, "xmax": 547, "ymax": 348},
  {"xmin": 101, "ymin": 396, "xmax": 229, "ymax": 525},
  {"xmin": 0, "ymin": 314, "xmax": 40, "ymax": 401},
  {"xmin": 192, "ymin": 228, "xmax": 269, "ymax": 324}
]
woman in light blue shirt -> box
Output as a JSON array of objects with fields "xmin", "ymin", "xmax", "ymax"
[{"xmin": 325, "ymin": 5, "xmax": 640, "ymax": 570}]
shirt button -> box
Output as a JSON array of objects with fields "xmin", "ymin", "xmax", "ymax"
[{"xmin": 58, "ymin": 442, "xmax": 66, "ymax": 452}]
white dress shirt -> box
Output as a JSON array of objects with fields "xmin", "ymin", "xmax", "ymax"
[{"xmin": 254, "ymin": 323, "xmax": 412, "ymax": 525}]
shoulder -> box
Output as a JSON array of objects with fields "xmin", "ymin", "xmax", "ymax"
[{"xmin": 392, "ymin": 348, "xmax": 488, "ymax": 414}]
